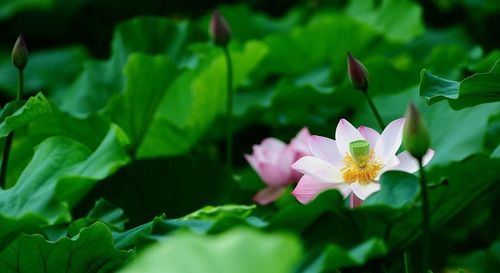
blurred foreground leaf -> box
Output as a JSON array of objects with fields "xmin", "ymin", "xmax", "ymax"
[
  {"xmin": 119, "ymin": 228, "xmax": 302, "ymax": 273},
  {"xmin": 304, "ymin": 238, "xmax": 388, "ymax": 272}
]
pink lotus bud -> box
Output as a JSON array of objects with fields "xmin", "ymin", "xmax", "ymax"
[
  {"xmin": 289, "ymin": 127, "xmax": 312, "ymax": 181},
  {"xmin": 245, "ymin": 138, "xmax": 296, "ymax": 188},
  {"xmin": 209, "ymin": 9, "xmax": 231, "ymax": 46},
  {"xmin": 289, "ymin": 127, "xmax": 312, "ymax": 159},
  {"xmin": 12, "ymin": 34, "xmax": 28, "ymax": 70},
  {"xmin": 403, "ymin": 103, "xmax": 431, "ymax": 159},
  {"xmin": 245, "ymin": 128, "xmax": 312, "ymax": 205},
  {"xmin": 347, "ymin": 52, "xmax": 369, "ymax": 92}
]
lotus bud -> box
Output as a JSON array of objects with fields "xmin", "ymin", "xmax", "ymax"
[
  {"xmin": 347, "ymin": 52, "xmax": 369, "ymax": 92},
  {"xmin": 403, "ymin": 103, "xmax": 431, "ymax": 159},
  {"xmin": 209, "ymin": 9, "xmax": 231, "ymax": 47},
  {"xmin": 12, "ymin": 34, "xmax": 29, "ymax": 70}
]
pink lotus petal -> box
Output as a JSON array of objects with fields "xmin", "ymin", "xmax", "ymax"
[
  {"xmin": 291, "ymin": 156, "xmax": 343, "ymax": 184},
  {"xmin": 349, "ymin": 193, "xmax": 363, "ymax": 208},
  {"xmin": 275, "ymin": 145, "xmax": 298, "ymax": 182},
  {"xmin": 258, "ymin": 163, "xmax": 292, "ymax": 187},
  {"xmin": 292, "ymin": 175, "xmax": 350, "ymax": 204},
  {"xmin": 309, "ymin": 135, "xmax": 343, "ymax": 166},
  {"xmin": 374, "ymin": 118, "xmax": 405, "ymax": 165},
  {"xmin": 252, "ymin": 145, "xmax": 267, "ymax": 163},
  {"xmin": 253, "ymin": 187, "xmax": 286, "ymax": 205},
  {"xmin": 260, "ymin": 138, "xmax": 287, "ymax": 163},
  {"xmin": 375, "ymin": 155, "xmax": 400, "ymax": 180},
  {"xmin": 244, "ymin": 154, "xmax": 260, "ymax": 173},
  {"xmin": 335, "ymin": 119, "xmax": 364, "ymax": 156},
  {"xmin": 261, "ymin": 138, "xmax": 287, "ymax": 151},
  {"xmin": 350, "ymin": 182, "xmax": 381, "ymax": 200},
  {"xmin": 357, "ymin": 126, "xmax": 380, "ymax": 148},
  {"xmin": 391, "ymin": 149, "xmax": 435, "ymax": 173},
  {"xmin": 290, "ymin": 128, "xmax": 311, "ymax": 156}
]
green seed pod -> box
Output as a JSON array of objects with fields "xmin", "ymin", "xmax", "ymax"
[
  {"xmin": 12, "ymin": 34, "xmax": 29, "ymax": 70},
  {"xmin": 403, "ymin": 103, "xmax": 431, "ymax": 159},
  {"xmin": 350, "ymin": 140, "xmax": 370, "ymax": 167}
]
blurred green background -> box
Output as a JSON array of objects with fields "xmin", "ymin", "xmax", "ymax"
[{"xmin": 0, "ymin": 0, "xmax": 499, "ymax": 272}]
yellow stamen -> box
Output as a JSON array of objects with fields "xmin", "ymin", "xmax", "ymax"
[{"xmin": 341, "ymin": 151, "xmax": 382, "ymax": 185}]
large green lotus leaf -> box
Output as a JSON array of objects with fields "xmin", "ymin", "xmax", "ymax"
[
  {"xmin": 0, "ymin": 93, "xmax": 52, "ymax": 137},
  {"xmin": 260, "ymin": 14, "xmax": 399, "ymax": 77},
  {"xmin": 492, "ymin": 144, "xmax": 500, "ymax": 158},
  {"xmin": 0, "ymin": 47, "xmax": 87, "ymax": 99},
  {"xmin": 59, "ymin": 59, "xmax": 123, "ymax": 117},
  {"xmin": 268, "ymin": 189, "xmax": 344, "ymax": 232},
  {"xmin": 346, "ymin": 0, "xmax": 424, "ymax": 42},
  {"xmin": 111, "ymin": 204, "xmax": 260, "ymax": 250},
  {"xmin": 112, "ymin": 216, "xmax": 166, "ymax": 250},
  {"xmin": 156, "ymin": 205, "xmax": 262, "ymax": 236},
  {"xmin": 363, "ymin": 171, "xmax": 420, "ymax": 209},
  {"xmin": 238, "ymin": 44, "xmax": 473, "ymax": 143},
  {"xmin": 468, "ymin": 49, "xmax": 500, "ymax": 72},
  {"xmin": 0, "ymin": 0, "xmax": 56, "ymax": 20},
  {"xmin": 119, "ymin": 228, "xmax": 302, "ymax": 273},
  {"xmin": 106, "ymin": 53, "xmax": 178, "ymax": 152},
  {"xmin": 85, "ymin": 199, "xmax": 128, "ymax": 231},
  {"xmin": 447, "ymin": 240, "xmax": 500, "ymax": 273},
  {"xmin": 0, "ymin": 222, "xmax": 130, "ymax": 273},
  {"xmin": 137, "ymin": 40, "xmax": 268, "ymax": 157},
  {"xmin": 111, "ymin": 17, "xmax": 192, "ymax": 64},
  {"xmin": 388, "ymin": 155, "xmax": 500, "ymax": 250},
  {"xmin": 303, "ymin": 238, "xmax": 388, "ymax": 272},
  {"xmin": 485, "ymin": 111, "xmax": 500, "ymax": 151},
  {"xmin": 6, "ymin": 107, "xmax": 112, "ymax": 188},
  {"xmin": 353, "ymin": 86, "xmax": 500, "ymax": 166},
  {"xmin": 266, "ymin": 191, "xmax": 374, "ymax": 250},
  {"xmin": 180, "ymin": 204, "xmax": 255, "ymax": 221},
  {"xmin": 419, "ymin": 100, "xmax": 500, "ymax": 165},
  {"xmin": 0, "ymin": 125, "xmax": 129, "ymax": 244},
  {"xmin": 233, "ymin": 13, "xmax": 446, "ymax": 128},
  {"xmin": 60, "ymin": 16, "xmax": 194, "ymax": 116},
  {"xmin": 59, "ymin": 198, "xmax": 129, "ymax": 240},
  {"xmin": 420, "ymin": 60, "xmax": 500, "ymax": 109}
]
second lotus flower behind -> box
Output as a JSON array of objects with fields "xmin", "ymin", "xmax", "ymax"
[
  {"xmin": 291, "ymin": 118, "xmax": 434, "ymax": 205},
  {"xmin": 245, "ymin": 128, "xmax": 311, "ymax": 205}
]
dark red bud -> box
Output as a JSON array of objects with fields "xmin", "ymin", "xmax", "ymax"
[
  {"xmin": 210, "ymin": 9, "xmax": 231, "ymax": 47},
  {"xmin": 12, "ymin": 34, "xmax": 29, "ymax": 70},
  {"xmin": 347, "ymin": 52, "xmax": 369, "ymax": 92}
]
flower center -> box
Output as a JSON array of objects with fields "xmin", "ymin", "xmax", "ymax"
[{"xmin": 341, "ymin": 140, "xmax": 382, "ymax": 185}]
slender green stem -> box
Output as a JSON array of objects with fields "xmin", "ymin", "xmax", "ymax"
[
  {"xmin": 17, "ymin": 69, "xmax": 23, "ymax": 101},
  {"xmin": 404, "ymin": 251, "xmax": 412, "ymax": 273},
  {"xmin": 0, "ymin": 69, "xmax": 23, "ymax": 189},
  {"xmin": 418, "ymin": 158, "xmax": 430, "ymax": 272},
  {"xmin": 363, "ymin": 92, "xmax": 385, "ymax": 130},
  {"xmin": 222, "ymin": 46, "xmax": 233, "ymax": 173}
]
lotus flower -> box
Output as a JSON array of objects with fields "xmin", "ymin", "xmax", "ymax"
[
  {"xmin": 245, "ymin": 128, "xmax": 311, "ymax": 205},
  {"xmin": 291, "ymin": 118, "xmax": 434, "ymax": 206}
]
